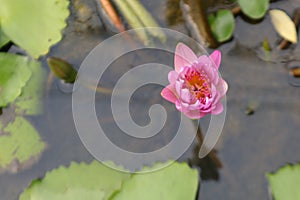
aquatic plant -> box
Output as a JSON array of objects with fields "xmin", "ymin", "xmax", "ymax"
[
  {"xmin": 0, "ymin": 0, "xmax": 70, "ymax": 173},
  {"xmin": 0, "ymin": 53, "xmax": 47, "ymax": 174},
  {"xmin": 181, "ymin": 0, "xmax": 298, "ymax": 49}
]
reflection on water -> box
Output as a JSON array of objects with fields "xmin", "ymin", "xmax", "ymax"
[
  {"xmin": 189, "ymin": 125, "xmax": 222, "ymax": 181},
  {"xmin": 0, "ymin": 0, "xmax": 300, "ymax": 199}
]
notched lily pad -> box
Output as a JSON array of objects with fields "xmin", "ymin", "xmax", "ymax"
[
  {"xmin": 19, "ymin": 161, "xmax": 131, "ymax": 200},
  {"xmin": 0, "ymin": 28, "xmax": 10, "ymax": 48},
  {"xmin": 0, "ymin": 116, "xmax": 46, "ymax": 174},
  {"xmin": 0, "ymin": 0, "xmax": 70, "ymax": 58},
  {"xmin": 31, "ymin": 188, "xmax": 106, "ymax": 200},
  {"xmin": 20, "ymin": 161, "xmax": 199, "ymax": 200},
  {"xmin": 0, "ymin": 53, "xmax": 32, "ymax": 107},
  {"xmin": 267, "ymin": 163, "xmax": 300, "ymax": 200},
  {"xmin": 111, "ymin": 162, "xmax": 199, "ymax": 200},
  {"xmin": 14, "ymin": 60, "xmax": 46, "ymax": 115}
]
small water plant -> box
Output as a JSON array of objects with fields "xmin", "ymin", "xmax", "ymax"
[{"xmin": 180, "ymin": 0, "xmax": 298, "ymax": 49}]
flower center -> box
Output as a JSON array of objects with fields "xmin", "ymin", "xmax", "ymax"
[{"xmin": 184, "ymin": 68, "xmax": 211, "ymax": 104}]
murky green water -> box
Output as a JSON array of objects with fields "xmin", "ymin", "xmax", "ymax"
[{"xmin": 1, "ymin": 0, "xmax": 300, "ymax": 199}]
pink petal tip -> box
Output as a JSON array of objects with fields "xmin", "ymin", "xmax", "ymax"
[
  {"xmin": 210, "ymin": 50, "xmax": 221, "ymax": 69},
  {"xmin": 174, "ymin": 43, "xmax": 197, "ymax": 72},
  {"xmin": 161, "ymin": 86, "xmax": 177, "ymax": 104}
]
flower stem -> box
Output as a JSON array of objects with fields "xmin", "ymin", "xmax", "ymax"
[
  {"xmin": 231, "ymin": 6, "xmax": 241, "ymax": 15},
  {"xmin": 291, "ymin": 67, "xmax": 300, "ymax": 77},
  {"xmin": 98, "ymin": 0, "xmax": 126, "ymax": 32},
  {"xmin": 112, "ymin": 0, "xmax": 150, "ymax": 45},
  {"xmin": 195, "ymin": 122, "xmax": 223, "ymax": 168},
  {"xmin": 181, "ymin": 0, "xmax": 218, "ymax": 48}
]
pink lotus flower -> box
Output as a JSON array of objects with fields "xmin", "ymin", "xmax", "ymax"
[{"xmin": 161, "ymin": 43, "xmax": 228, "ymax": 119}]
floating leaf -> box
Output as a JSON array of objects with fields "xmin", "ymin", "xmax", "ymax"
[
  {"xmin": 0, "ymin": 0, "xmax": 69, "ymax": 58},
  {"xmin": 267, "ymin": 164, "xmax": 300, "ymax": 200},
  {"xmin": 111, "ymin": 162, "xmax": 199, "ymax": 200},
  {"xmin": 238, "ymin": 0, "xmax": 269, "ymax": 19},
  {"xmin": 28, "ymin": 188, "xmax": 105, "ymax": 200},
  {"xmin": 0, "ymin": 53, "xmax": 32, "ymax": 107},
  {"xmin": 0, "ymin": 28, "xmax": 10, "ymax": 48},
  {"xmin": 19, "ymin": 161, "xmax": 131, "ymax": 200},
  {"xmin": 20, "ymin": 161, "xmax": 199, "ymax": 200},
  {"xmin": 0, "ymin": 116, "xmax": 46, "ymax": 173},
  {"xmin": 14, "ymin": 60, "xmax": 46, "ymax": 115},
  {"xmin": 269, "ymin": 9, "xmax": 298, "ymax": 44},
  {"xmin": 208, "ymin": 9, "xmax": 235, "ymax": 42}
]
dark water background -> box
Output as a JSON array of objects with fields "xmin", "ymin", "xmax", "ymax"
[{"xmin": 0, "ymin": 0, "xmax": 300, "ymax": 199}]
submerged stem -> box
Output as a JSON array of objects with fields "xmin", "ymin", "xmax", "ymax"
[
  {"xmin": 195, "ymin": 122, "xmax": 223, "ymax": 168},
  {"xmin": 112, "ymin": 0, "xmax": 149, "ymax": 44},
  {"xmin": 98, "ymin": 0, "xmax": 126, "ymax": 32},
  {"xmin": 291, "ymin": 67, "xmax": 300, "ymax": 77},
  {"xmin": 124, "ymin": 0, "xmax": 166, "ymax": 42},
  {"xmin": 181, "ymin": 0, "xmax": 218, "ymax": 48}
]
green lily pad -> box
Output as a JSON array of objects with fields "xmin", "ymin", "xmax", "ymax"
[
  {"xmin": 20, "ymin": 161, "xmax": 199, "ymax": 200},
  {"xmin": 238, "ymin": 0, "xmax": 269, "ymax": 19},
  {"xmin": 266, "ymin": 164, "xmax": 300, "ymax": 200},
  {"xmin": 30, "ymin": 188, "xmax": 105, "ymax": 200},
  {"xmin": 208, "ymin": 9, "xmax": 235, "ymax": 42},
  {"xmin": 19, "ymin": 161, "xmax": 131, "ymax": 200},
  {"xmin": 111, "ymin": 162, "xmax": 199, "ymax": 200},
  {"xmin": 0, "ymin": 28, "xmax": 10, "ymax": 48},
  {"xmin": 0, "ymin": 0, "xmax": 69, "ymax": 58},
  {"xmin": 0, "ymin": 116, "xmax": 46, "ymax": 173},
  {"xmin": 14, "ymin": 60, "xmax": 46, "ymax": 115},
  {"xmin": 0, "ymin": 53, "xmax": 32, "ymax": 107}
]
